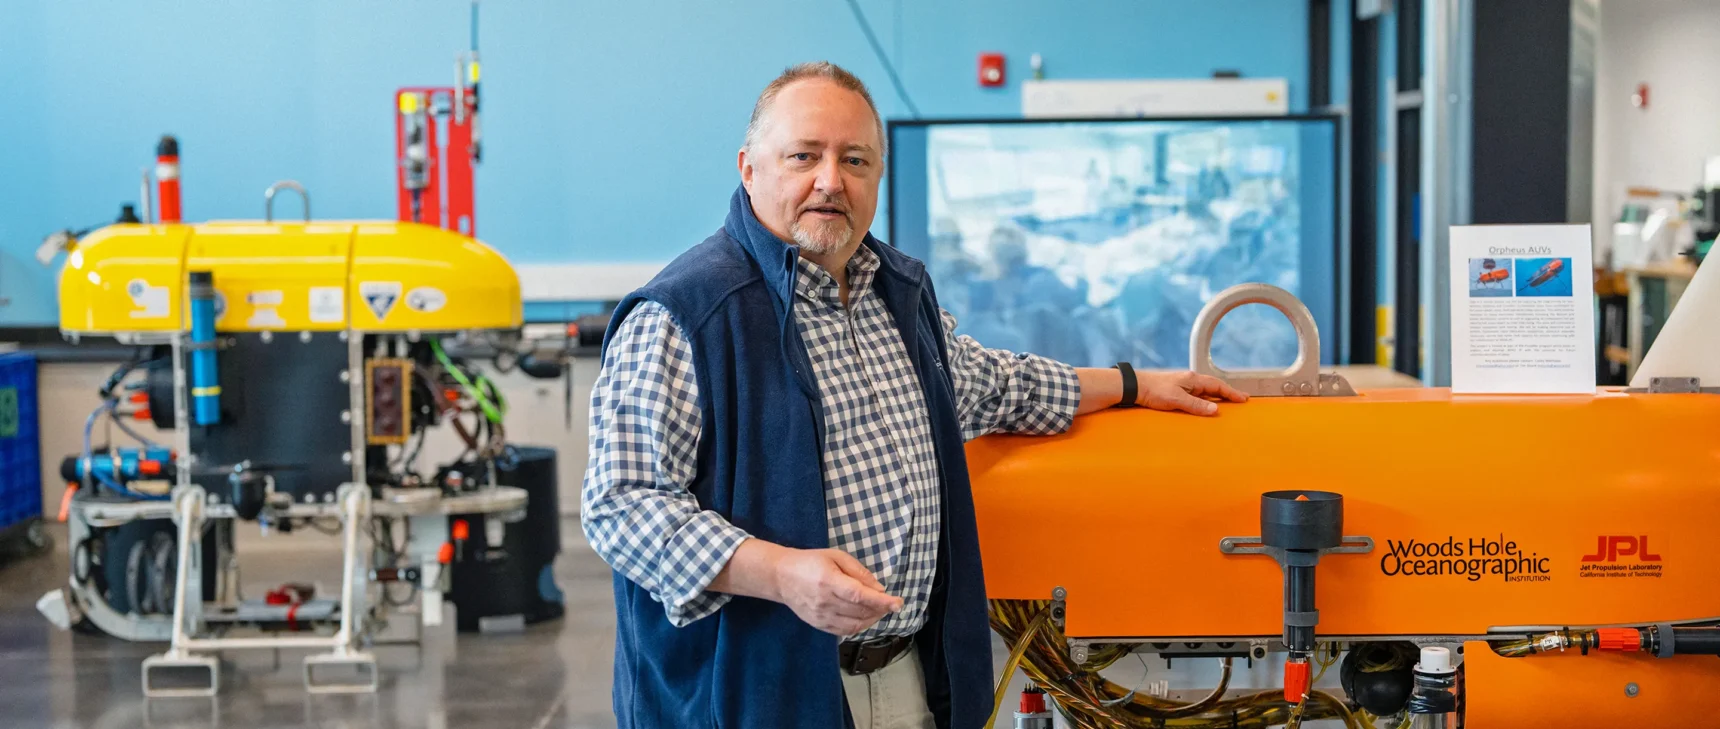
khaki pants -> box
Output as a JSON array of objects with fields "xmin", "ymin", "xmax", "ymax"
[{"xmin": 841, "ymin": 645, "xmax": 938, "ymax": 729}]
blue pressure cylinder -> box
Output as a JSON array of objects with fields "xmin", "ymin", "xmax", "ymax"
[
  {"xmin": 60, "ymin": 447, "xmax": 177, "ymax": 483},
  {"xmin": 117, "ymin": 448, "xmax": 140, "ymax": 477},
  {"xmin": 187, "ymin": 271, "xmax": 220, "ymax": 426}
]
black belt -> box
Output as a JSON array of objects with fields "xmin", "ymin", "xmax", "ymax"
[{"xmin": 838, "ymin": 635, "xmax": 914, "ymax": 676}]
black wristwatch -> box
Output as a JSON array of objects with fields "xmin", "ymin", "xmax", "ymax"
[{"xmin": 1112, "ymin": 362, "xmax": 1139, "ymax": 408}]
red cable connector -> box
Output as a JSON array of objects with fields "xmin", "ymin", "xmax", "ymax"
[
  {"xmin": 1283, "ymin": 658, "xmax": 1311, "ymax": 703},
  {"xmin": 1597, "ymin": 628, "xmax": 1643, "ymax": 652}
]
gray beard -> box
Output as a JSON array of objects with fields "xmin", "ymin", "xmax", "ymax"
[{"xmin": 791, "ymin": 218, "xmax": 852, "ymax": 254}]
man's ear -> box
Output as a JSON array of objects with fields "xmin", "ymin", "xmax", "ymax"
[{"xmin": 738, "ymin": 148, "xmax": 753, "ymax": 193}]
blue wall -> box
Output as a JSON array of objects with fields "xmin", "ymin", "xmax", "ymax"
[{"xmin": 0, "ymin": 0, "xmax": 1308, "ymax": 325}]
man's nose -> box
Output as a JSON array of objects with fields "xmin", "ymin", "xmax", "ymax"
[{"xmin": 814, "ymin": 155, "xmax": 845, "ymax": 197}]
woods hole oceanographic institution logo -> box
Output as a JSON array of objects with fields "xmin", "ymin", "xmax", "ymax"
[{"xmin": 1379, "ymin": 534, "xmax": 1552, "ymax": 583}]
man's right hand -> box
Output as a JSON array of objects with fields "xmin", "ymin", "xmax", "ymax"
[
  {"xmin": 772, "ymin": 548, "xmax": 904, "ymax": 636},
  {"xmin": 710, "ymin": 539, "xmax": 903, "ymax": 637}
]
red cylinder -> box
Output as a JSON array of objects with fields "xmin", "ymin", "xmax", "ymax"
[
  {"xmin": 1597, "ymin": 627, "xmax": 1644, "ymax": 652},
  {"xmin": 1283, "ymin": 658, "xmax": 1311, "ymax": 702},
  {"xmin": 156, "ymin": 135, "xmax": 182, "ymax": 223}
]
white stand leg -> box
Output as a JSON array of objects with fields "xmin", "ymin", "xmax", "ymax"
[
  {"xmin": 142, "ymin": 487, "xmax": 219, "ymax": 698},
  {"xmin": 304, "ymin": 484, "xmax": 378, "ymax": 694}
]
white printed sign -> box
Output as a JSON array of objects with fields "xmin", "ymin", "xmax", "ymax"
[
  {"xmin": 405, "ymin": 286, "xmax": 446, "ymax": 313},
  {"xmin": 1448, "ymin": 225, "xmax": 1596, "ymax": 394},
  {"xmin": 126, "ymin": 279, "xmax": 170, "ymax": 319},
  {"xmin": 247, "ymin": 308, "xmax": 287, "ymax": 328},
  {"xmin": 245, "ymin": 288, "xmax": 286, "ymax": 328},
  {"xmin": 308, "ymin": 286, "xmax": 345, "ymax": 323}
]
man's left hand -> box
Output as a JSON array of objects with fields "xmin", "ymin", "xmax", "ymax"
[{"xmin": 1135, "ymin": 371, "xmax": 1247, "ymax": 416}]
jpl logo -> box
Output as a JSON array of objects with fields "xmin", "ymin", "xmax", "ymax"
[{"xmin": 1581, "ymin": 536, "xmax": 1661, "ymax": 563}]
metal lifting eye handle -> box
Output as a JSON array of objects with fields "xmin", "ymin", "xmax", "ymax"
[
  {"xmin": 1188, "ymin": 283, "xmax": 1353, "ymax": 397},
  {"xmin": 264, "ymin": 181, "xmax": 311, "ymax": 223}
]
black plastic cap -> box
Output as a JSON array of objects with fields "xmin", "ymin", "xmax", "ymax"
[
  {"xmin": 117, "ymin": 204, "xmax": 140, "ymax": 223},
  {"xmin": 188, "ymin": 271, "xmax": 212, "ymax": 285},
  {"xmin": 157, "ymin": 135, "xmax": 179, "ymax": 157},
  {"xmin": 1261, "ymin": 490, "xmax": 1343, "ymax": 551},
  {"xmin": 59, "ymin": 455, "xmax": 81, "ymax": 484}
]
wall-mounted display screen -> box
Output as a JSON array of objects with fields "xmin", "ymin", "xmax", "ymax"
[{"xmin": 889, "ymin": 116, "xmax": 1340, "ymax": 370}]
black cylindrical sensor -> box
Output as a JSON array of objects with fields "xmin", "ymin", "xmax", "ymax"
[
  {"xmin": 1261, "ymin": 490, "xmax": 1343, "ymax": 551},
  {"xmin": 1286, "ymin": 564, "xmax": 1316, "ymax": 653}
]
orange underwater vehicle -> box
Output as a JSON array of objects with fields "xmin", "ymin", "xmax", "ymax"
[{"xmin": 970, "ymin": 283, "xmax": 1720, "ymax": 728}]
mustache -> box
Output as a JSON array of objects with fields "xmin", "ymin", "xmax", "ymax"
[{"xmin": 799, "ymin": 196, "xmax": 851, "ymax": 217}]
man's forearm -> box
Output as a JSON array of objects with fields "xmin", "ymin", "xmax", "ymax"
[
  {"xmin": 708, "ymin": 538, "xmax": 789, "ymax": 602},
  {"xmin": 1075, "ymin": 367, "xmax": 1124, "ymax": 415}
]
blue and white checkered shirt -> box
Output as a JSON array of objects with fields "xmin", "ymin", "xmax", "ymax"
[{"xmin": 582, "ymin": 245, "xmax": 1081, "ymax": 640}]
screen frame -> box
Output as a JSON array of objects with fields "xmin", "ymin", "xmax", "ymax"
[{"xmin": 885, "ymin": 113, "xmax": 1348, "ymax": 365}]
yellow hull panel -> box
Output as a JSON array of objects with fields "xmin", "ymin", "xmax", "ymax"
[
  {"xmin": 349, "ymin": 223, "xmax": 522, "ymax": 332},
  {"xmin": 59, "ymin": 221, "xmax": 521, "ymax": 334},
  {"xmin": 187, "ymin": 223, "xmax": 354, "ymax": 332},
  {"xmin": 58, "ymin": 225, "xmax": 191, "ymax": 333}
]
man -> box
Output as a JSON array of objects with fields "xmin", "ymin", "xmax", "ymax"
[{"xmin": 582, "ymin": 62, "xmax": 1247, "ymax": 729}]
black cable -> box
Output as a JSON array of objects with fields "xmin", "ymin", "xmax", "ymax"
[
  {"xmin": 149, "ymin": 532, "xmax": 176, "ymax": 614},
  {"xmin": 841, "ymin": 0, "xmax": 920, "ymax": 118},
  {"xmin": 125, "ymin": 538, "xmax": 152, "ymax": 614},
  {"xmin": 72, "ymin": 538, "xmax": 94, "ymax": 585},
  {"xmin": 302, "ymin": 518, "xmax": 343, "ymax": 536},
  {"xmin": 383, "ymin": 580, "xmax": 419, "ymax": 608}
]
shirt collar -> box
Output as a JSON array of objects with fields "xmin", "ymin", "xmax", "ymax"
[{"xmin": 794, "ymin": 244, "xmax": 880, "ymax": 309}]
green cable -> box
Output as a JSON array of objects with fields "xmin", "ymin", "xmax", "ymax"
[
  {"xmin": 430, "ymin": 339, "xmax": 503, "ymax": 423},
  {"xmin": 476, "ymin": 373, "xmax": 506, "ymax": 415}
]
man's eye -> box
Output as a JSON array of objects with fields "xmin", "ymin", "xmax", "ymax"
[
  {"xmin": 791, "ymin": 153, "xmax": 814, "ymax": 162},
  {"xmin": 845, "ymin": 157, "xmax": 866, "ymax": 167}
]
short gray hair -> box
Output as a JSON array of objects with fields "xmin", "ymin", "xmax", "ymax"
[{"xmin": 744, "ymin": 62, "xmax": 886, "ymax": 156}]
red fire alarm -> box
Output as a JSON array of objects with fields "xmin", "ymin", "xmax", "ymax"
[{"xmin": 979, "ymin": 53, "xmax": 1005, "ymax": 88}]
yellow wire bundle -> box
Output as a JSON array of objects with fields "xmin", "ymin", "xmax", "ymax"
[{"xmin": 989, "ymin": 599, "xmax": 1362, "ymax": 729}]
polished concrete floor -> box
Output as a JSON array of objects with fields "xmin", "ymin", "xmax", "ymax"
[{"xmin": 0, "ymin": 519, "xmax": 621, "ymax": 729}]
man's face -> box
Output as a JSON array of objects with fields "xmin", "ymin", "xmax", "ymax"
[{"xmin": 739, "ymin": 80, "xmax": 883, "ymax": 256}]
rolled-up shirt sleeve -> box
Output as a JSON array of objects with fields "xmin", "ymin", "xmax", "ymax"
[
  {"xmin": 940, "ymin": 308, "xmax": 1083, "ymax": 441},
  {"xmin": 580, "ymin": 301, "xmax": 749, "ymax": 626}
]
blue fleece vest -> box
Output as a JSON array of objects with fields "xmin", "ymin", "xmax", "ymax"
[{"xmin": 600, "ymin": 187, "xmax": 993, "ymax": 729}]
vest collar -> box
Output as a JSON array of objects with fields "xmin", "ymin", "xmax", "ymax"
[{"xmin": 723, "ymin": 185, "xmax": 927, "ymax": 309}]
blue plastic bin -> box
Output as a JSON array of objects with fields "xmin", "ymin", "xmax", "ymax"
[{"xmin": 0, "ymin": 352, "xmax": 41, "ymax": 533}]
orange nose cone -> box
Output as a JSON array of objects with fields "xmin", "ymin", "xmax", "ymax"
[{"xmin": 1295, "ymin": 494, "xmax": 1309, "ymax": 501}]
